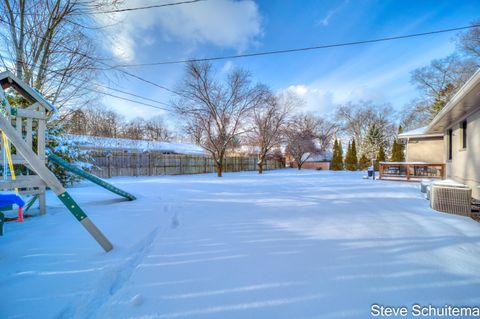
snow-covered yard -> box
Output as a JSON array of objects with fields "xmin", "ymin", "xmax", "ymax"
[{"xmin": 1, "ymin": 170, "xmax": 480, "ymax": 318}]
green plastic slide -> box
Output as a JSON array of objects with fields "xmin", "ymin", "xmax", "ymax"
[{"xmin": 48, "ymin": 153, "xmax": 136, "ymax": 201}]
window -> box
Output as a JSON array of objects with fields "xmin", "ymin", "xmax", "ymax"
[
  {"xmin": 448, "ymin": 128, "xmax": 453, "ymax": 160},
  {"xmin": 461, "ymin": 120, "xmax": 467, "ymax": 149}
]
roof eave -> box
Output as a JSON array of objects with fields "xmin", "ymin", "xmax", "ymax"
[
  {"xmin": 0, "ymin": 70, "xmax": 57, "ymax": 114},
  {"xmin": 426, "ymin": 68, "xmax": 480, "ymax": 134},
  {"xmin": 398, "ymin": 133, "xmax": 443, "ymax": 140}
]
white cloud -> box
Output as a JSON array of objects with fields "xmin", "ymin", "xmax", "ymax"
[
  {"xmin": 283, "ymin": 85, "xmax": 335, "ymax": 114},
  {"xmin": 101, "ymin": 95, "xmax": 166, "ymax": 119},
  {"xmin": 97, "ymin": 0, "xmax": 262, "ymax": 62},
  {"xmin": 318, "ymin": 11, "xmax": 335, "ymax": 27},
  {"xmin": 220, "ymin": 61, "xmax": 234, "ymax": 74},
  {"xmin": 316, "ymin": 0, "xmax": 349, "ymax": 27},
  {"xmin": 281, "ymin": 83, "xmax": 386, "ymax": 116}
]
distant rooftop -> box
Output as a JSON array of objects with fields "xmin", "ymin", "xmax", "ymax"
[
  {"xmin": 398, "ymin": 126, "xmax": 443, "ymax": 139},
  {"xmin": 302, "ymin": 150, "xmax": 332, "ymax": 162}
]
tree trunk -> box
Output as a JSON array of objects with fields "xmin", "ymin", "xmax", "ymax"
[
  {"xmin": 297, "ymin": 162, "xmax": 302, "ymax": 170},
  {"xmin": 258, "ymin": 161, "xmax": 263, "ymax": 174},
  {"xmin": 216, "ymin": 162, "xmax": 223, "ymax": 177}
]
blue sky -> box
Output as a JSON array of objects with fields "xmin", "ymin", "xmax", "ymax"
[{"xmin": 97, "ymin": 0, "xmax": 480, "ymax": 123}]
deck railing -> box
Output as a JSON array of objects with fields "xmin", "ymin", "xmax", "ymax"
[{"xmin": 379, "ymin": 162, "xmax": 445, "ymax": 181}]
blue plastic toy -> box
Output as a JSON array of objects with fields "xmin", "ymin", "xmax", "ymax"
[
  {"xmin": 0, "ymin": 194, "xmax": 25, "ymax": 208},
  {"xmin": 0, "ymin": 194, "xmax": 25, "ymax": 235}
]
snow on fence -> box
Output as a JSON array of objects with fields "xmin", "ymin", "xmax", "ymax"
[{"xmin": 88, "ymin": 151, "xmax": 284, "ymax": 178}]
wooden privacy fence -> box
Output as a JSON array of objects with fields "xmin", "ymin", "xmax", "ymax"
[
  {"xmin": 379, "ymin": 162, "xmax": 445, "ymax": 182},
  {"xmin": 87, "ymin": 151, "xmax": 285, "ymax": 178}
]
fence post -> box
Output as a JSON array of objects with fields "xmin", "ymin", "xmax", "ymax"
[
  {"xmin": 163, "ymin": 154, "xmax": 167, "ymax": 175},
  {"xmin": 148, "ymin": 151, "xmax": 153, "ymax": 176},
  {"xmin": 133, "ymin": 152, "xmax": 138, "ymax": 177},
  {"xmin": 106, "ymin": 152, "xmax": 112, "ymax": 179}
]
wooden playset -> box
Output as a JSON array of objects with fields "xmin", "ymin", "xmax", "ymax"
[{"xmin": 0, "ymin": 71, "xmax": 135, "ymax": 252}]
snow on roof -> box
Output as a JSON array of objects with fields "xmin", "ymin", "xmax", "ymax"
[
  {"xmin": 379, "ymin": 161, "xmax": 428, "ymax": 165},
  {"xmin": 66, "ymin": 134, "xmax": 206, "ymax": 155},
  {"xmin": 398, "ymin": 126, "xmax": 443, "ymax": 139},
  {"xmin": 399, "ymin": 126, "xmax": 427, "ymax": 136},
  {"xmin": 302, "ymin": 150, "xmax": 332, "ymax": 162}
]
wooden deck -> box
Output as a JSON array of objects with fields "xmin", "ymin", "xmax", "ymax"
[{"xmin": 379, "ymin": 162, "xmax": 445, "ymax": 182}]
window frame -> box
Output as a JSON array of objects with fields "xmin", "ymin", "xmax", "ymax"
[
  {"xmin": 461, "ymin": 120, "xmax": 467, "ymax": 149},
  {"xmin": 448, "ymin": 128, "xmax": 453, "ymax": 161}
]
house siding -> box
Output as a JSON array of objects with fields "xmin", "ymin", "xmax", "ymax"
[
  {"xmin": 444, "ymin": 107, "xmax": 480, "ymax": 199},
  {"xmin": 405, "ymin": 137, "xmax": 444, "ymax": 163}
]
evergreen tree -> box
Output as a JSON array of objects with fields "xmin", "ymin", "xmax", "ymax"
[
  {"xmin": 390, "ymin": 139, "xmax": 405, "ymax": 162},
  {"xmin": 358, "ymin": 153, "xmax": 370, "ymax": 170},
  {"xmin": 375, "ymin": 144, "xmax": 386, "ymax": 170},
  {"xmin": 397, "ymin": 125, "xmax": 405, "ymax": 161},
  {"xmin": 345, "ymin": 138, "xmax": 358, "ymax": 171},
  {"xmin": 391, "ymin": 139, "xmax": 398, "ymax": 161},
  {"xmin": 364, "ymin": 123, "xmax": 385, "ymax": 160},
  {"xmin": 45, "ymin": 123, "xmax": 93, "ymax": 186},
  {"xmin": 330, "ymin": 139, "xmax": 344, "ymax": 171},
  {"xmin": 338, "ymin": 140, "xmax": 344, "ymax": 170},
  {"xmin": 345, "ymin": 141, "xmax": 351, "ymax": 165}
]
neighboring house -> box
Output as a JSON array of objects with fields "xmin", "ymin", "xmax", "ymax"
[
  {"xmin": 423, "ymin": 69, "xmax": 480, "ymax": 199},
  {"xmin": 398, "ymin": 126, "xmax": 444, "ymax": 163},
  {"xmin": 288, "ymin": 151, "xmax": 332, "ymax": 170},
  {"xmin": 66, "ymin": 134, "xmax": 206, "ymax": 156}
]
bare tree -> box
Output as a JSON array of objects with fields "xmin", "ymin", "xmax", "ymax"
[
  {"xmin": 284, "ymin": 114, "xmax": 318, "ymax": 170},
  {"xmin": 285, "ymin": 131, "xmax": 317, "ymax": 170},
  {"xmin": 65, "ymin": 105, "xmax": 124, "ymax": 138},
  {"xmin": 400, "ymin": 54, "xmax": 478, "ymax": 129},
  {"xmin": 66, "ymin": 107, "xmax": 89, "ymax": 135},
  {"xmin": 400, "ymin": 99, "xmax": 432, "ymax": 130},
  {"xmin": 144, "ymin": 116, "xmax": 171, "ymax": 142},
  {"xmin": 0, "ymin": 0, "xmax": 118, "ymax": 109},
  {"xmin": 248, "ymin": 89, "xmax": 292, "ymax": 174},
  {"xmin": 121, "ymin": 117, "xmax": 145, "ymax": 140},
  {"xmin": 65, "ymin": 106, "xmax": 173, "ymax": 142},
  {"xmin": 456, "ymin": 19, "xmax": 480, "ymax": 62},
  {"xmin": 174, "ymin": 61, "xmax": 263, "ymax": 177},
  {"xmin": 89, "ymin": 106, "xmax": 124, "ymax": 138},
  {"xmin": 291, "ymin": 112, "xmax": 336, "ymax": 153},
  {"xmin": 335, "ymin": 101, "xmax": 396, "ymax": 155},
  {"xmin": 410, "ymin": 54, "xmax": 477, "ymax": 110}
]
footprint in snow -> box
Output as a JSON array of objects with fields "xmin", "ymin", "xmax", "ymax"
[{"xmin": 171, "ymin": 214, "xmax": 180, "ymax": 229}]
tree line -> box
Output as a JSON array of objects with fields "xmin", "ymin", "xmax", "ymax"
[{"xmin": 64, "ymin": 106, "xmax": 173, "ymax": 142}]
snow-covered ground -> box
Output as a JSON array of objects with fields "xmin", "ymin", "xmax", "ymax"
[{"xmin": 1, "ymin": 170, "xmax": 480, "ymax": 318}]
